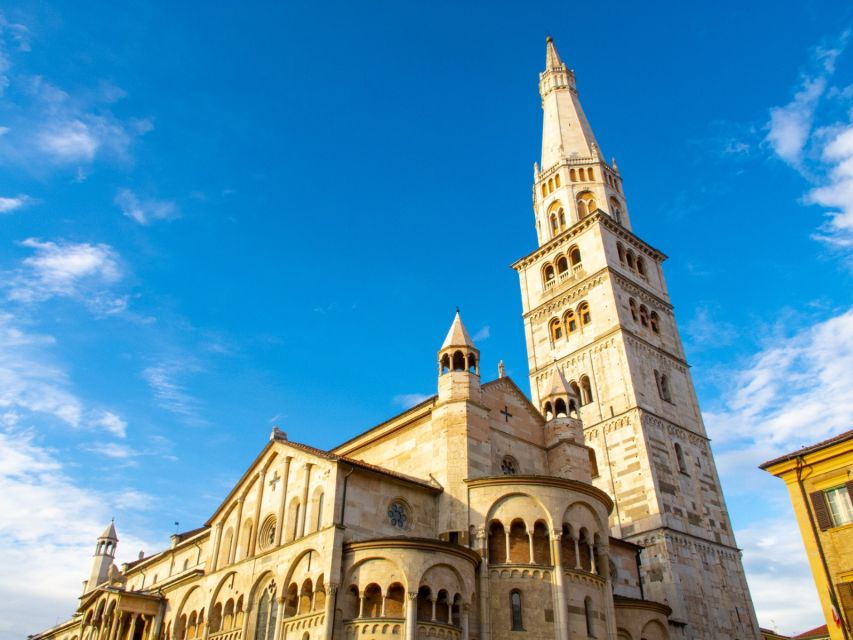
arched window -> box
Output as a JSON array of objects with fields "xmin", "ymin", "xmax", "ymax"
[
  {"xmin": 617, "ymin": 242, "xmax": 626, "ymax": 265},
  {"xmin": 660, "ymin": 374, "xmax": 671, "ymax": 402},
  {"xmin": 314, "ymin": 491, "xmax": 324, "ymax": 531},
  {"xmin": 510, "ymin": 591, "xmax": 523, "ymax": 631},
  {"xmin": 636, "ymin": 256, "xmax": 646, "ymax": 276},
  {"xmin": 577, "ymin": 192, "xmax": 596, "ymax": 219},
  {"xmin": 564, "ymin": 310, "xmax": 577, "ymax": 335},
  {"xmin": 488, "ymin": 521, "xmax": 507, "ymax": 563},
  {"xmin": 650, "ymin": 311, "xmax": 660, "ymax": 334},
  {"xmin": 550, "ymin": 213, "xmax": 559, "ymax": 235},
  {"xmin": 580, "ymin": 375, "xmax": 593, "ymax": 405},
  {"xmin": 588, "ymin": 447, "xmax": 599, "ymax": 477},
  {"xmin": 554, "ymin": 174, "xmax": 561, "ymax": 188},
  {"xmin": 467, "ymin": 352, "xmax": 477, "ymax": 373},
  {"xmin": 569, "ymin": 246, "xmax": 582, "ymax": 266},
  {"xmin": 452, "ymin": 350, "xmax": 466, "ymax": 371},
  {"xmin": 579, "ymin": 168, "xmax": 586, "ymax": 181},
  {"xmin": 554, "ymin": 398, "xmax": 567, "ymax": 417},
  {"xmin": 541, "ymin": 184, "xmax": 547, "ymax": 197},
  {"xmin": 675, "ymin": 443, "xmax": 688, "ymax": 475},
  {"xmin": 549, "ymin": 318, "xmax": 563, "ymax": 341},
  {"xmin": 568, "ymin": 397, "xmax": 579, "ymax": 417},
  {"xmin": 548, "ymin": 178, "xmax": 554, "ymax": 192},
  {"xmin": 299, "ymin": 579, "xmax": 314, "ymax": 615},
  {"xmin": 570, "ymin": 380, "xmax": 581, "ymax": 400},
  {"xmin": 610, "ymin": 197, "xmax": 623, "ymax": 224},
  {"xmin": 284, "ymin": 583, "xmax": 298, "ymax": 617},
  {"xmin": 544, "ymin": 264, "xmax": 555, "ymax": 284},
  {"xmin": 579, "ymin": 302, "xmax": 592, "ymax": 326},
  {"xmin": 254, "ymin": 582, "xmax": 278, "ymax": 640},
  {"xmin": 500, "ymin": 455, "xmax": 519, "ymax": 475},
  {"xmin": 584, "ymin": 597, "xmax": 595, "ymax": 637},
  {"xmin": 363, "ymin": 583, "xmax": 382, "ymax": 618},
  {"xmin": 629, "ymin": 298, "xmax": 638, "ymax": 322},
  {"xmin": 556, "ymin": 256, "xmax": 569, "ymax": 274},
  {"xmin": 587, "ymin": 167, "xmax": 595, "ymax": 181},
  {"xmin": 508, "ymin": 520, "xmax": 529, "ymax": 563},
  {"xmin": 440, "ymin": 354, "xmax": 450, "ymax": 374},
  {"xmin": 639, "ymin": 305, "xmax": 649, "ymax": 327},
  {"xmin": 626, "ymin": 251, "xmax": 636, "ymax": 270},
  {"xmin": 570, "ymin": 168, "xmax": 577, "ymax": 181},
  {"xmin": 543, "ymin": 401, "xmax": 553, "ymax": 421},
  {"xmin": 532, "ymin": 521, "xmax": 551, "ymax": 564}
]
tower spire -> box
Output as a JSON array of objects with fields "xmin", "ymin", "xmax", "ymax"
[{"xmin": 538, "ymin": 36, "xmax": 599, "ymax": 169}]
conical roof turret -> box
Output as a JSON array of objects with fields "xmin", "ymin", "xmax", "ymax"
[
  {"xmin": 100, "ymin": 521, "xmax": 118, "ymax": 541},
  {"xmin": 545, "ymin": 36, "xmax": 563, "ymax": 70},
  {"xmin": 441, "ymin": 310, "xmax": 476, "ymax": 350},
  {"xmin": 544, "ymin": 365, "xmax": 577, "ymax": 400}
]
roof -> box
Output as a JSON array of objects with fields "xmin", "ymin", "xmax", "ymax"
[
  {"xmin": 760, "ymin": 430, "xmax": 853, "ymax": 469},
  {"xmin": 441, "ymin": 310, "xmax": 476, "ymax": 350},
  {"xmin": 612, "ymin": 594, "xmax": 672, "ymax": 616},
  {"xmin": 100, "ymin": 521, "xmax": 118, "ymax": 540},
  {"xmin": 793, "ymin": 624, "xmax": 829, "ymax": 639}
]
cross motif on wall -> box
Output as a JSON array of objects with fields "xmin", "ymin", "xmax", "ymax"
[
  {"xmin": 268, "ymin": 471, "xmax": 281, "ymax": 490},
  {"xmin": 500, "ymin": 406, "xmax": 513, "ymax": 422}
]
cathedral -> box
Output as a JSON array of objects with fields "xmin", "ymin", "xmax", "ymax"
[{"xmin": 28, "ymin": 38, "xmax": 760, "ymax": 640}]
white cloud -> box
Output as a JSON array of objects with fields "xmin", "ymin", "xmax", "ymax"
[
  {"xmin": 765, "ymin": 33, "xmax": 853, "ymax": 252},
  {"xmin": 36, "ymin": 119, "xmax": 99, "ymax": 162},
  {"xmin": 83, "ymin": 442, "xmax": 138, "ymax": 460},
  {"xmin": 7, "ymin": 238, "xmax": 123, "ymax": 309},
  {"xmin": 0, "ymin": 193, "xmax": 30, "ymax": 213},
  {"xmin": 0, "ymin": 313, "xmax": 129, "ymax": 436},
  {"xmin": 472, "ymin": 325, "xmax": 491, "ymax": 342},
  {"xmin": 92, "ymin": 411, "xmax": 127, "ymax": 438},
  {"xmin": 115, "ymin": 188, "xmax": 179, "ymax": 225},
  {"xmin": 142, "ymin": 362, "xmax": 205, "ymax": 423},
  {"xmin": 703, "ymin": 308, "xmax": 853, "ymax": 633},
  {"xmin": 0, "ymin": 427, "xmax": 154, "ymax": 639},
  {"xmin": 392, "ymin": 392, "xmax": 432, "ymax": 409}
]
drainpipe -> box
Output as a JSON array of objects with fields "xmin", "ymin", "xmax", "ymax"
[
  {"xmin": 635, "ymin": 547, "xmax": 645, "ymax": 600},
  {"xmin": 796, "ymin": 455, "xmax": 850, "ymax": 640}
]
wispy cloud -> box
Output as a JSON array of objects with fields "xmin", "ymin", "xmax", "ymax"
[
  {"xmin": 765, "ymin": 32, "xmax": 853, "ymax": 254},
  {"xmin": 392, "ymin": 392, "xmax": 432, "ymax": 409},
  {"xmin": 472, "ymin": 325, "xmax": 491, "ymax": 342},
  {"xmin": 115, "ymin": 188, "xmax": 179, "ymax": 225},
  {"xmin": 6, "ymin": 238, "xmax": 125, "ymax": 312},
  {"xmin": 0, "ymin": 426, "xmax": 154, "ymax": 638},
  {"xmin": 0, "ymin": 16, "xmax": 151, "ymax": 172},
  {"xmin": 0, "ymin": 194, "xmax": 31, "ymax": 213},
  {"xmin": 703, "ymin": 308, "xmax": 853, "ymax": 633},
  {"xmin": 142, "ymin": 361, "xmax": 205, "ymax": 424},
  {"xmin": 92, "ymin": 410, "xmax": 127, "ymax": 438}
]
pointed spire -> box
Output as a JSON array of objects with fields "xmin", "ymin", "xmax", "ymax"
[
  {"xmin": 100, "ymin": 520, "xmax": 118, "ymax": 541},
  {"xmin": 441, "ymin": 310, "xmax": 476, "ymax": 350},
  {"xmin": 545, "ymin": 36, "xmax": 563, "ymax": 70}
]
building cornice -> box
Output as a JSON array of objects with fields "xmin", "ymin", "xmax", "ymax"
[
  {"xmin": 511, "ymin": 211, "xmax": 666, "ymax": 272},
  {"xmin": 613, "ymin": 595, "xmax": 672, "ymax": 617},
  {"xmin": 343, "ymin": 538, "xmax": 481, "ymax": 566},
  {"xmin": 466, "ymin": 475, "xmax": 613, "ymax": 514}
]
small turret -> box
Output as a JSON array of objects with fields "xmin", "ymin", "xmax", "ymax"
[
  {"xmin": 86, "ymin": 521, "xmax": 118, "ymax": 593},
  {"xmin": 540, "ymin": 366, "xmax": 580, "ymax": 419},
  {"xmin": 540, "ymin": 366, "xmax": 592, "ymax": 482},
  {"xmin": 437, "ymin": 310, "xmax": 480, "ymax": 402}
]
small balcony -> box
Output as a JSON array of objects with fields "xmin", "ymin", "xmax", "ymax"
[
  {"xmin": 281, "ymin": 611, "xmax": 325, "ymax": 635},
  {"xmin": 208, "ymin": 630, "xmax": 242, "ymax": 640},
  {"xmin": 416, "ymin": 621, "xmax": 461, "ymax": 639}
]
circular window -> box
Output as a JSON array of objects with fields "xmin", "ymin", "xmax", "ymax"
[
  {"xmin": 388, "ymin": 501, "xmax": 409, "ymax": 529},
  {"xmin": 501, "ymin": 456, "xmax": 519, "ymax": 475},
  {"xmin": 258, "ymin": 515, "xmax": 277, "ymax": 551}
]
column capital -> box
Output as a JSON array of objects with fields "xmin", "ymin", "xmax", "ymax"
[{"xmin": 407, "ymin": 592, "xmax": 418, "ymax": 601}]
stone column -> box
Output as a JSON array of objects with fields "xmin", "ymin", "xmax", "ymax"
[
  {"xmin": 358, "ymin": 591, "xmax": 365, "ymax": 618},
  {"xmin": 108, "ymin": 612, "xmax": 120, "ymax": 640},
  {"xmin": 273, "ymin": 595, "xmax": 286, "ymax": 640},
  {"xmin": 240, "ymin": 602, "xmax": 253, "ymax": 640},
  {"xmin": 430, "ymin": 596, "xmax": 436, "ymax": 621},
  {"xmin": 589, "ymin": 543, "xmax": 597, "ymax": 574},
  {"xmin": 249, "ymin": 469, "xmax": 267, "ymax": 557},
  {"xmin": 551, "ymin": 532, "xmax": 569, "ymax": 640},
  {"xmin": 527, "ymin": 530, "xmax": 535, "ymax": 564},
  {"xmin": 324, "ymin": 584, "xmax": 338, "ymax": 640},
  {"xmin": 380, "ymin": 595, "xmax": 386, "ymax": 618},
  {"xmin": 274, "ymin": 456, "xmax": 293, "ymax": 546},
  {"xmin": 209, "ymin": 522, "xmax": 223, "ymax": 572},
  {"xmin": 504, "ymin": 530, "xmax": 511, "ymax": 563},
  {"xmin": 446, "ymin": 602, "xmax": 452, "ymax": 624},
  {"xmin": 405, "ymin": 592, "xmax": 417, "ymax": 640},
  {"xmin": 298, "ymin": 463, "xmax": 313, "ymax": 537},
  {"xmin": 230, "ymin": 497, "xmax": 245, "ymax": 564},
  {"xmin": 574, "ymin": 537, "xmax": 581, "ymax": 569},
  {"xmin": 127, "ymin": 614, "xmax": 138, "ymax": 640},
  {"xmin": 461, "ymin": 604, "xmax": 470, "ymax": 640},
  {"xmin": 477, "ymin": 527, "xmax": 491, "ymax": 640}
]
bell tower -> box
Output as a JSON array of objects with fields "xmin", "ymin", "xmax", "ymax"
[
  {"xmin": 86, "ymin": 521, "xmax": 118, "ymax": 593},
  {"xmin": 513, "ymin": 38, "xmax": 761, "ymax": 639}
]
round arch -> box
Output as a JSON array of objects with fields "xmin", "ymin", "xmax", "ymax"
[{"xmin": 484, "ymin": 491, "xmax": 555, "ymax": 532}]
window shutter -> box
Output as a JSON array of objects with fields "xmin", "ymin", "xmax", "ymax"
[
  {"xmin": 810, "ymin": 491, "xmax": 832, "ymax": 530},
  {"xmin": 837, "ymin": 582, "xmax": 853, "ymax": 619},
  {"xmin": 846, "ymin": 481, "xmax": 853, "ymax": 502}
]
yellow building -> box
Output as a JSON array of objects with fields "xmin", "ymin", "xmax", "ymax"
[{"xmin": 761, "ymin": 430, "xmax": 853, "ymax": 640}]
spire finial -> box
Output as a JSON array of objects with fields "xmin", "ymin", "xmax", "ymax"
[{"xmin": 545, "ymin": 36, "xmax": 563, "ymax": 70}]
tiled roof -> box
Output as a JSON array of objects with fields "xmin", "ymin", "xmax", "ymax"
[
  {"xmin": 793, "ymin": 624, "xmax": 829, "ymax": 639},
  {"xmin": 760, "ymin": 430, "xmax": 853, "ymax": 469}
]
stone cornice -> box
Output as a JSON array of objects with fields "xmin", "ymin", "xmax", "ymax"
[
  {"xmin": 466, "ymin": 475, "xmax": 613, "ymax": 514},
  {"xmin": 511, "ymin": 211, "xmax": 666, "ymax": 271},
  {"xmin": 580, "ymin": 406, "xmax": 709, "ymax": 445},
  {"xmin": 628, "ymin": 526, "xmax": 743, "ymax": 557},
  {"xmin": 343, "ymin": 538, "xmax": 481, "ymax": 566},
  {"xmin": 610, "ymin": 270, "xmax": 674, "ymax": 313},
  {"xmin": 524, "ymin": 269, "xmax": 609, "ymax": 320},
  {"xmin": 613, "ymin": 595, "xmax": 672, "ymax": 616}
]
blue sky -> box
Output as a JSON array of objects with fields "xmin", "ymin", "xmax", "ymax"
[{"xmin": 1, "ymin": 1, "xmax": 852, "ymax": 638}]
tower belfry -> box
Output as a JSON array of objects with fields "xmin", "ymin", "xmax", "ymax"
[{"xmin": 513, "ymin": 38, "xmax": 760, "ymax": 640}]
